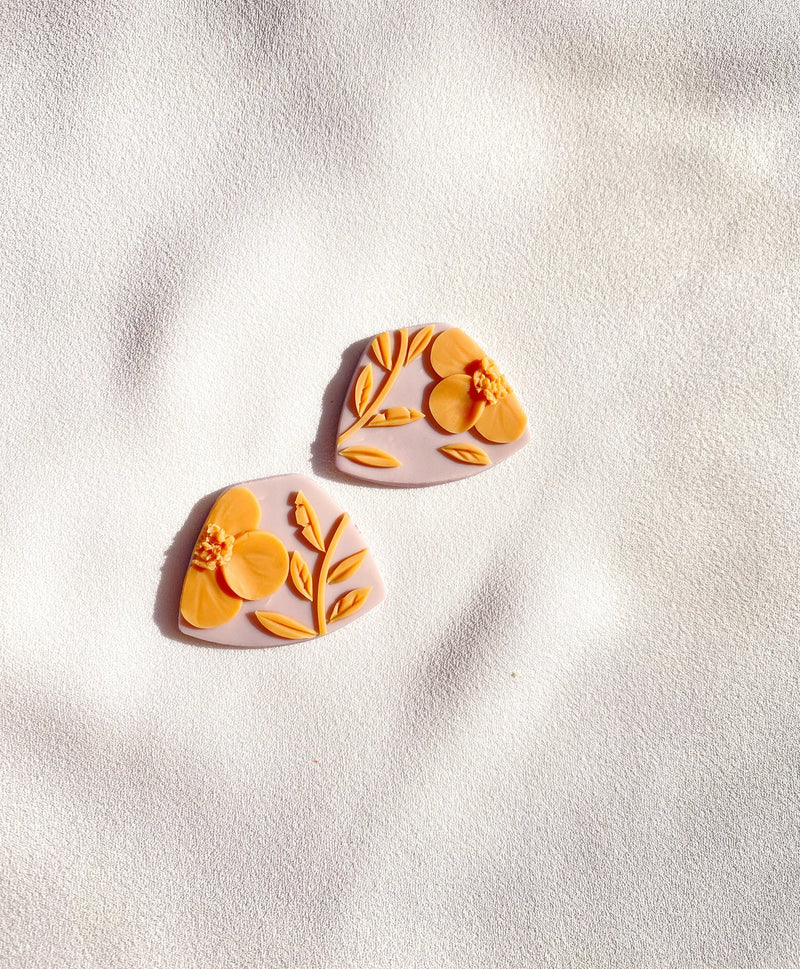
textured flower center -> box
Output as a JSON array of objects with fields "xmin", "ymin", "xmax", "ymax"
[
  {"xmin": 472, "ymin": 358, "xmax": 510, "ymax": 405},
  {"xmin": 192, "ymin": 523, "xmax": 235, "ymax": 570}
]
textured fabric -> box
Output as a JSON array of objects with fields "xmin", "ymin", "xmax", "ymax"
[{"xmin": 2, "ymin": 2, "xmax": 799, "ymax": 966}]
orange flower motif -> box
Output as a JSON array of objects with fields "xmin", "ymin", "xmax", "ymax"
[
  {"xmin": 180, "ymin": 486, "xmax": 289, "ymax": 628},
  {"xmin": 428, "ymin": 329, "xmax": 527, "ymax": 443}
]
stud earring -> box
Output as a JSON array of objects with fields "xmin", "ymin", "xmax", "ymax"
[
  {"xmin": 335, "ymin": 324, "xmax": 530, "ymax": 486},
  {"xmin": 178, "ymin": 475, "xmax": 385, "ymax": 647}
]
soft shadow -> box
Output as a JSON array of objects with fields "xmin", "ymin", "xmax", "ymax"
[
  {"xmin": 403, "ymin": 556, "xmax": 529, "ymax": 749},
  {"xmin": 310, "ymin": 338, "xmax": 366, "ymax": 483},
  {"xmin": 154, "ymin": 487, "xmax": 224, "ymax": 645}
]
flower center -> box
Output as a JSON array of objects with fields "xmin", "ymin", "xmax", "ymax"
[
  {"xmin": 472, "ymin": 357, "xmax": 510, "ymax": 405},
  {"xmin": 192, "ymin": 523, "xmax": 235, "ymax": 570}
]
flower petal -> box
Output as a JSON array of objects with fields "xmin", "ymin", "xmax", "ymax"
[
  {"xmin": 430, "ymin": 328, "xmax": 485, "ymax": 378},
  {"xmin": 474, "ymin": 392, "xmax": 527, "ymax": 444},
  {"xmin": 429, "ymin": 374, "xmax": 485, "ymax": 433},
  {"xmin": 204, "ymin": 486, "xmax": 261, "ymax": 536},
  {"xmin": 221, "ymin": 530, "xmax": 289, "ymax": 600},
  {"xmin": 180, "ymin": 566, "xmax": 241, "ymax": 628}
]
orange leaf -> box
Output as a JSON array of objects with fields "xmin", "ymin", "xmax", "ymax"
[
  {"xmin": 294, "ymin": 491, "xmax": 325, "ymax": 551},
  {"xmin": 338, "ymin": 446, "xmax": 401, "ymax": 468},
  {"xmin": 289, "ymin": 551, "xmax": 313, "ymax": 600},
  {"xmin": 406, "ymin": 325, "xmax": 435, "ymax": 364},
  {"xmin": 366, "ymin": 407, "xmax": 423, "ymax": 427},
  {"xmin": 328, "ymin": 548, "xmax": 368, "ymax": 584},
  {"xmin": 353, "ymin": 364, "xmax": 373, "ymax": 417},
  {"xmin": 371, "ymin": 331, "xmax": 393, "ymax": 369},
  {"xmin": 328, "ymin": 587, "xmax": 371, "ymax": 623},
  {"xmin": 438, "ymin": 443, "xmax": 492, "ymax": 466},
  {"xmin": 255, "ymin": 611, "xmax": 316, "ymax": 640}
]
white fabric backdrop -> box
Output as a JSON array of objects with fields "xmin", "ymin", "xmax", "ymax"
[{"xmin": 2, "ymin": 1, "xmax": 799, "ymax": 966}]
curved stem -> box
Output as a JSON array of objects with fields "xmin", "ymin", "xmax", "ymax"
[
  {"xmin": 314, "ymin": 513, "xmax": 349, "ymax": 636},
  {"xmin": 337, "ymin": 328, "xmax": 409, "ymax": 445}
]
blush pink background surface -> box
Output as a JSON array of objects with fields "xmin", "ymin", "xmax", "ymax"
[{"xmin": 2, "ymin": 2, "xmax": 799, "ymax": 967}]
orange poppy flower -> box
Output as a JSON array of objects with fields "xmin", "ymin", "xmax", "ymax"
[
  {"xmin": 180, "ymin": 486, "xmax": 289, "ymax": 628},
  {"xmin": 428, "ymin": 328, "xmax": 527, "ymax": 443}
]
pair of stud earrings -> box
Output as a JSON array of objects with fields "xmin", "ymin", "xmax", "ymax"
[{"xmin": 178, "ymin": 324, "xmax": 530, "ymax": 647}]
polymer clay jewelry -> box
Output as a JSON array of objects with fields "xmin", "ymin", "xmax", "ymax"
[
  {"xmin": 179, "ymin": 475, "xmax": 384, "ymax": 647},
  {"xmin": 335, "ymin": 324, "xmax": 530, "ymax": 486}
]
